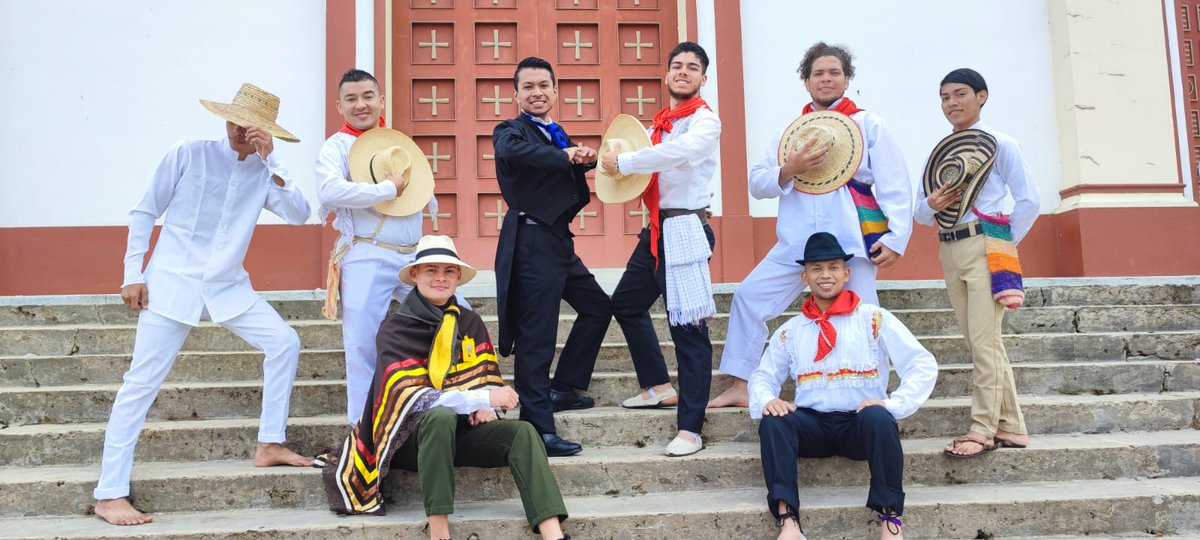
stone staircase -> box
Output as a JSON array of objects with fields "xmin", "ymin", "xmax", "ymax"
[{"xmin": 1, "ymin": 279, "xmax": 1198, "ymax": 539}]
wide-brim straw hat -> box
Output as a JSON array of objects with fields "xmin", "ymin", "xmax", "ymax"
[
  {"xmin": 777, "ymin": 111, "xmax": 864, "ymax": 195},
  {"xmin": 596, "ymin": 114, "xmax": 654, "ymax": 204},
  {"xmin": 399, "ymin": 235, "xmax": 478, "ymax": 285},
  {"xmin": 348, "ymin": 128, "xmax": 435, "ymax": 217},
  {"xmin": 199, "ymin": 83, "xmax": 299, "ymax": 143},
  {"xmin": 922, "ymin": 129, "xmax": 998, "ymax": 230}
]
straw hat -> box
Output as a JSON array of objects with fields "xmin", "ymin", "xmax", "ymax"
[
  {"xmin": 347, "ymin": 128, "xmax": 436, "ymax": 217},
  {"xmin": 922, "ymin": 129, "xmax": 998, "ymax": 230},
  {"xmin": 399, "ymin": 235, "xmax": 478, "ymax": 285},
  {"xmin": 199, "ymin": 83, "xmax": 299, "ymax": 143},
  {"xmin": 596, "ymin": 114, "xmax": 654, "ymax": 204},
  {"xmin": 777, "ymin": 111, "xmax": 864, "ymax": 194}
]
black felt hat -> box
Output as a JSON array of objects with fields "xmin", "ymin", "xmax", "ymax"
[{"xmin": 796, "ymin": 232, "xmax": 854, "ymax": 265}]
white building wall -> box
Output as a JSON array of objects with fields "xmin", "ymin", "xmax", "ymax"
[
  {"xmin": 0, "ymin": 0, "xmax": 326, "ymax": 227},
  {"xmin": 740, "ymin": 0, "xmax": 1062, "ymax": 218}
]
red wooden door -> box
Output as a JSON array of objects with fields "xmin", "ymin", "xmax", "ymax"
[{"xmin": 395, "ymin": 0, "xmax": 679, "ymax": 268}]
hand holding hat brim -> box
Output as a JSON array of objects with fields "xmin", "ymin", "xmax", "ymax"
[
  {"xmin": 596, "ymin": 114, "xmax": 654, "ymax": 204},
  {"xmin": 778, "ymin": 111, "xmax": 864, "ymax": 195},
  {"xmin": 348, "ymin": 128, "xmax": 436, "ymax": 217}
]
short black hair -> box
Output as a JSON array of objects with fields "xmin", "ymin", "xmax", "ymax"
[
  {"xmin": 941, "ymin": 68, "xmax": 988, "ymax": 93},
  {"xmin": 513, "ymin": 57, "xmax": 555, "ymax": 89},
  {"xmin": 797, "ymin": 42, "xmax": 855, "ymax": 80},
  {"xmin": 667, "ymin": 41, "xmax": 709, "ymax": 74},
  {"xmin": 338, "ymin": 68, "xmax": 379, "ymax": 94}
]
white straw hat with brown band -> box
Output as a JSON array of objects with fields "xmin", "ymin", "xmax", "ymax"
[
  {"xmin": 922, "ymin": 129, "xmax": 998, "ymax": 230},
  {"xmin": 777, "ymin": 111, "xmax": 864, "ymax": 195},
  {"xmin": 596, "ymin": 114, "xmax": 654, "ymax": 204},
  {"xmin": 347, "ymin": 128, "xmax": 436, "ymax": 217},
  {"xmin": 199, "ymin": 83, "xmax": 300, "ymax": 143},
  {"xmin": 399, "ymin": 235, "xmax": 478, "ymax": 285}
]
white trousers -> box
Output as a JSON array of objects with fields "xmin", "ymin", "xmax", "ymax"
[
  {"xmin": 94, "ymin": 298, "xmax": 301, "ymax": 500},
  {"xmin": 337, "ymin": 242, "xmax": 470, "ymax": 424},
  {"xmin": 718, "ymin": 255, "xmax": 878, "ymax": 380}
]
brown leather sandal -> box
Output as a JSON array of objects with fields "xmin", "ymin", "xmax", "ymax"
[{"xmin": 942, "ymin": 434, "xmax": 996, "ymax": 458}]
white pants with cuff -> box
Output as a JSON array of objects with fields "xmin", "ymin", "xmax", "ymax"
[
  {"xmin": 93, "ymin": 298, "xmax": 301, "ymax": 500},
  {"xmin": 718, "ymin": 255, "xmax": 878, "ymax": 380}
]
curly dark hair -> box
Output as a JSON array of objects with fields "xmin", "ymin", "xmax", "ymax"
[{"xmin": 797, "ymin": 41, "xmax": 855, "ymax": 80}]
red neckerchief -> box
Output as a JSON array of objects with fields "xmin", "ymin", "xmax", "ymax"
[
  {"xmin": 338, "ymin": 116, "xmax": 387, "ymax": 137},
  {"xmin": 642, "ymin": 96, "xmax": 711, "ymax": 263},
  {"xmin": 801, "ymin": 289, "xmax": 861, "ymax": 362},
  {"xmin": 802, "ymin": 97, "xmax": 862, "ymax": 117}
]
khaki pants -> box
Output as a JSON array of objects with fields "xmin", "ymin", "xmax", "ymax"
[{"xmin": 938, "ymin": 232, "xmax": 1027, "ymax": 438}]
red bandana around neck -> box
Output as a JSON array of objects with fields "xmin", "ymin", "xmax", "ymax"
[
  {"xmin": 801, "ymin": 289, "xmax": 861, "ymax": 362},
  {"xmin": 802, "ymin": 97, "xmax": 862, "ymax": 117},
  {"xmin": 338, "ymin": 116, "xmax": 387, "ymax": 137},
  {"xmin": 642, "ymin": 96, "xmax": 711, "ymax": 263}
]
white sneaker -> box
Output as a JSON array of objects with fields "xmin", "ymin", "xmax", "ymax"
[{"xmin": 665, "ymin": 433, "xmax": 704, "ymax": 457}]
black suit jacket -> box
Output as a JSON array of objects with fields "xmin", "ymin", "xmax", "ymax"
[{"xmin": 492, "ymin": 115, "xmax": 596, "ymax": 355}]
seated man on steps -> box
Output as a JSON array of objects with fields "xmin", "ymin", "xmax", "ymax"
[
  {"xmin": 750, "ymin": 233, "xmax": 937, "ymax": 540},
  {"xmin": 320, "ymin": 235, "xmax": 571, "ymax": 540},
  {"xmin": 94, "ymin": 83, "xmax": 314, "ymax": 526}
]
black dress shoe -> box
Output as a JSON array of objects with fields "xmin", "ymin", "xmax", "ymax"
[
  {"xmin": 541, "ymin": 433, "xmax": 583, "ymax": 457},
  {"xmin": 549, "ymin": 388, "xmax": 595, "ymax": 412}
]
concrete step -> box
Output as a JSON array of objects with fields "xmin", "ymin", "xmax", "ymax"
[
  {"xmin": 2, "ymin": 431, "xmax": 1198, "ymax": 518},
  {"xmin": 4, "ymin": 360, "xmax": 1196, "ymax": 428},
  {"xmin": 5, "ymin": 281, "xmax": 1200, "ymax": 327},
  {"xmin": 3, "ymin": 392, "xmax": 1197, "ymax": 463},
  {"xmin": 6, "ymin": 330, "xmax": 1196, "ymax": 387},
  {"xmin": 1, "ymin": 476, "xmax": 1198, "ymax": 539},
  {"xmin": 6, "ymin": 303, "xmax": 1200, "ymax": 356}
]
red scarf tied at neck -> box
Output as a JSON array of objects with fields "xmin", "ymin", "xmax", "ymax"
[
  {"xmin": 801, "ymin": 289, "xmax": 861, "ymax": 362},
  {"xmin": 802, "ymin": 97, "xmax": 862, "ymax": 117},
  {"xmin": 338, "ymin": 116, "xmax": 387, "ymax": 137},
  {"xmin": 642, "ymin": 96, "xmax": 711, "ymax": 263}
]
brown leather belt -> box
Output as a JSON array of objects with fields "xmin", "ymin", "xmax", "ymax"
[{"xmin": 660, "ymin": 207, "xmax": 709, "ymax": 226}]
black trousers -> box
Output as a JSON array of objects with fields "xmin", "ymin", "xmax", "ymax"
[
  {"xmin": 759, "ymin": 406, "xmax": 905, "ymax": 517},
  {"xmin": 611, "ymin": 225, "xmax": 715, "ymax": 434},
  {"xmin": 511, "ymin": 220, "xmax": 613, "ymax": 435}
]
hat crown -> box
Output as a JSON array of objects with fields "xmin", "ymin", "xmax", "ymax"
[
  {"xmin": 230, "ymin": 83, "xmax": 281, "ymax": 122},
  {"xmin": 798, "ymin": 232, "xmax": 851, "ymax": 265},
  {"xmin": 414, "ymin": 235, "xmax": 459, "ymax": 258},
  {"xmin": 370, "ymin": 146, "xmax": 412, "ymax": 183}
]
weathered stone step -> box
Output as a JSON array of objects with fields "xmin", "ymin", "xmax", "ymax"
[
  {"xmin": 2, "ymin": 431, "xmax": 1198, "ymax": 518},
  {"xmin": 4, "ymin": 360, "xmax": 1194, "ymax": 428},
  {"xmin": 6, "ymin": 330, "xmax": 1195, "ymax": 387},
  {"xmin": 2, "ymin": 476, "xmax": 1198, "ymax": 539},
  {"xmin": 6, "ymin": 281, "xmax": 1199, "ymax": 327},
  {"xmin": 3, "ymin": 392, "xmax": 1196, "ymax": 461},
  {"xmin": 6, "ymin": 303, "xmax": 1200, "ymax": 356}
]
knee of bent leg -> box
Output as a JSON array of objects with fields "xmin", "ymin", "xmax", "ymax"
[
  {"xmin": 858, "ymin": 405, "xmax": 896, "ymax": 429},
  {"xmin": 419, "ymin": 406, "xmax": 459, "ymax": 435},
  {"xmin": 280, "ymin": 328, "xmax": 302, "ymax": 357},
  {"xmin": 758, "ymin": 414, "xmax": 790, "ymax": 439}
]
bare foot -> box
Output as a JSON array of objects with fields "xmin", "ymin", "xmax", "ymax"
[
  {"xmin": 707, "ymin": 378, "xmax": 749, "ymax": 408},
  {"xmin": 253, "ymin": 443, "xmax": 314, "ymax": 467},
  {"xmin": 777, "ymin": 521, "xmax": 806, "ymax": 540},
  {"xmin": 942, "ymin": 434, "xmax": 995, "ymax": 457},
  {"xmin": 95, "ymin": 497, "xmax": 153, "ymax": 526},
  {"xmin": 995, "ymin": 430, "xmax": 1030, "ymax": 447},
  {"xmin": 881, "ymin": 522, "xmax": 903, "ymax": 540},
  {"xmin": 429, "ymin": 514, "xmax": 451, "ymax": 540}
]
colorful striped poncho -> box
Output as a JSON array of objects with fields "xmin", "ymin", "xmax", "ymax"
[
  {"xmin": 976, "ymin": 211, "xmax": 1025, "ymax": 310},
  {"xmin": 320, "ymin": 291, "xmax": 503, "ymax": 515},
  {"xmin": 847, "ymin": 179, "xmax": 890, "ymax": 255}
]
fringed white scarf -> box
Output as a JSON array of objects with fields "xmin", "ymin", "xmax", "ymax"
[{"xmin": 662, "ymin": 213, "xmax": 715, "ymax": 326}]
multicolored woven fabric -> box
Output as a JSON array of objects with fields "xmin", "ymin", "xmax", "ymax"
[
  {"xmin": 847, "ymin": 179, "xmax": 890, "ymax": 254},
  {"xmin": 977, "ymin": 211, "xmax": 1025, "ymax": 310},
  {"xmin": 321, "ymin": 294, "xmax": 503, "ymax": 515}
]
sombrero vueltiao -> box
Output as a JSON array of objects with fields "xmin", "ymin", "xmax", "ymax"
[
  {"xmin": 777, "ymin": 111, "xmax": 864, "ymax": 194},
  {"xmin": 348, "ymin": 128, "xmax": 436, "ymax": 217},
  {"xmin": 922, "ymin": 129, "xmax": 998, "ymax": 230},
  {"xmin": 200, "ymin": 83, "xmax": 300, "ymax": 143},
  {"xmin": 596, "ymin": 114, "xmax": 654, "ymax": 204}
]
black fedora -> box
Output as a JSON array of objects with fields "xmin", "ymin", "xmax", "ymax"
[{"xmin": 796, "ymin": 232, "xmax": 854, "ymax": 266}]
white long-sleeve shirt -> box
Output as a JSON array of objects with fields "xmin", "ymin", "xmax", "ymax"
[
  {"xmin": 616, "ymin": 107, "xmax": 721, "ymax": 210},
  {"xmin": 315, "ymin": 132, "xmax": 432, "ymax": 246},
  {"xmin": 915, "ymin": 122, "xmax": 1040, "ymax": 244},
  {"xmin": 748, "ymin": 302, "xmax": 938, "ymax": 421},
  {"xmin": 122, "ymin": 138, "xmax": 311, "ymax": 325},
  {"xmin": 749, "ymin": 105, "xmax": 913, "ymax": 262},
  {"xmin": 431, "ymin": 388, "xmax": 492, "ymax": 414}
]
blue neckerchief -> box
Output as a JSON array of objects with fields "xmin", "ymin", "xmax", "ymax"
[{"xmin": 523, "ymin": 112, "xmax": 569, "ymax": 149}]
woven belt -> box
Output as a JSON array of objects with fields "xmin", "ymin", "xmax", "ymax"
[
  {"xmin": 938, "ymin": 222, "xmax": 983, "ymax": 243},
  {"xmin": 352, "ymin": 236, "xmax": 418, "ymax": 254},
  {"xmin": 660, "ymin": 207, "xmax": 709, "ymax": 226}
]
